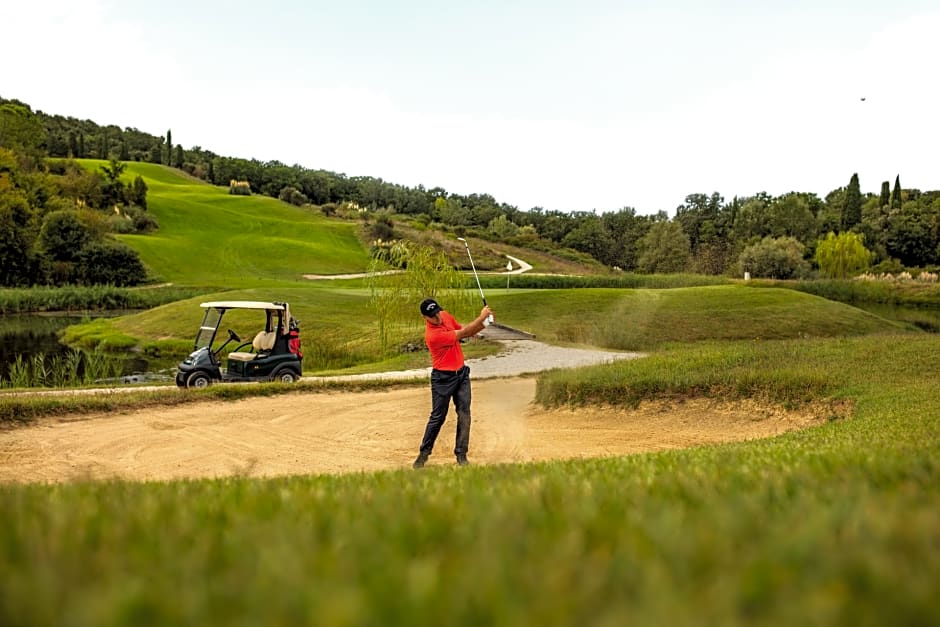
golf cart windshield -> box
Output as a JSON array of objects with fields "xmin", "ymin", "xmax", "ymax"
[{"xmin": 194, "ymin": 307, "xmax": 224, "ymax": 350}]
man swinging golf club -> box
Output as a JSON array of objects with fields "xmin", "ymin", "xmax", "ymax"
[{"xmin": 412, "ymin": 297, "xmax": 494, "ymax": 468}]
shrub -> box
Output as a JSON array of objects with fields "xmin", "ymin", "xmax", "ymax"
[
  {"xmin": 75, "ymin": 240, "xmax": 148, "ymax": 286},
  {"xmin": 737, "ymin": 236, "xmax": 810, "ymax": 279}
]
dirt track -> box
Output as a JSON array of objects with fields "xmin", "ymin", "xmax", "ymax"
[{"xmin": 0, "ymin": 377, "xmax": 839, "ymax": 484}]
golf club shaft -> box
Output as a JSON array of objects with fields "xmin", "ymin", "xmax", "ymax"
[
  {"xmin": 459, "ymin": 238, "xmax": 493, "ymax": 325},
  {"xmin": 464, "ymin": 246, "xmax": 486, "ymax": 306}
]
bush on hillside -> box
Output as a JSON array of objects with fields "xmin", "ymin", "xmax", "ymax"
[{"xmin": 75, "ymin": 240, "xmax": 147, "ymax": 286}]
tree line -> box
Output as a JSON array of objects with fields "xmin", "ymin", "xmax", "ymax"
[
  {"xmin": 3, "ymin": 95, "xmax": 939, "ymax": 282},
  {"xmin": 0, "ymin": 100, "xmax": 151, "ymax": 287}
]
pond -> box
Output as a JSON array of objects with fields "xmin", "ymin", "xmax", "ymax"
[
  {"xmin": 0, "ymin": 312, "xmax": 177, "ymax": 386},
  {"xmin": 852, "ymin": 303, "xmax": 940, "ymax": 333}
]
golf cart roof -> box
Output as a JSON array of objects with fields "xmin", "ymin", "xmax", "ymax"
[{"xmin": 200, "ymin": 301, "xmax": 288, "ymax": 311}]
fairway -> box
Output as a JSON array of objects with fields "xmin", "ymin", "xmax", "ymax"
[{"xmin": 77, "ymin": 160, "xmax": 370, "ymax": 286}]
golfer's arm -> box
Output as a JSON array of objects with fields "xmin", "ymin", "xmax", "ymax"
[{"xmin": 454, "ymin": 315, "xmax": 488, "ymax": 340}]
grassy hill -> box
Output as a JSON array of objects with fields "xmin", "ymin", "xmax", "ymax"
[
  {"xmin": 62, "ymin": 284, "xmax": 911, "ymax": 375},
  {"xmin": 79, "ymin": 160, "xmax": 371, "ymax": 287}
]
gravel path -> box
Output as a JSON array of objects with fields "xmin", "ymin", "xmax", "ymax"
[{"xmin": 315, "ymin": 340, "xmax": 643, "ymax": 382}]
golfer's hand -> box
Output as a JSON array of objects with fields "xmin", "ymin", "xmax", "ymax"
[{"xmin": 480, "ymin": 306, "xmax": 494, "ymax": 327}]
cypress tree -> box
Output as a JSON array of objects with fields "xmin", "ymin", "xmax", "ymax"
[
  {"xmin": 842, "ymin": 173, "xmax": 862, "ymax": 231},
  {"xmin": 165, "ymin": 129, "xmax": 172, "ymax": 165},
  {"xmin": 120, "ymin": 136, "xmax": 129, "ymax": 161},
  {"xmin": 174, "ymin": 144, "xmax": 184, "ymax": 169},
  {"xmin": 879, "ymin": 181, "xmax": 890, "ymax": 207},
  {"xmin": 78, "ymin": 132, "xmax": 84, "ymax": 158},
  {"xmin": 891, "ymin": 174, "xmax": 902, "ymax": 209},
  {"xmin": 68, "ymin": 131, "xmax": 77, "ymax": 158}
]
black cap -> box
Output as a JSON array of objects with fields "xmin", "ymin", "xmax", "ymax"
[{"xmin": 420, "ymin": 298, "xmax": 441, "ymax": 317}]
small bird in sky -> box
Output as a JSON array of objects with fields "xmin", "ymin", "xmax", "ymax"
[{"xmin": 861, "ymin": 97, "xmax": 866, "ymax": 101}]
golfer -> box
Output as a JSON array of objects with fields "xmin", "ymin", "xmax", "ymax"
[{"xmin": 413, "ymin": 298, "xmax": 494, "ymax": 468}]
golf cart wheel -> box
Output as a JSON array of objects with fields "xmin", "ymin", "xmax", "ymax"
[
  {"xmin": 186, "ymin": 371, "xmax": 213, "ymax": 389},
  {"xmin": 271, "ymin": 368, "xmax": 299, "ymax": 384}
]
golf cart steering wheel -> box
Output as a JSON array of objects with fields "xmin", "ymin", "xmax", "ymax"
[{"xmin": 227, "ymin": 329, "xmax": 241, "ymax": 343}]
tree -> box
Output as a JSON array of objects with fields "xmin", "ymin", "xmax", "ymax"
[
  {"xmin": 562, "ymin": 215, "xmax": 615, "ymax": 265},
  {"xmin": 891, "ymin": 175, "xmax": 902, "ymax": 209},
  {"xmin": 842, "ymin": 173, "xmax": 862, "ymax": 231},
  {"xmin": 636, "ymin": 221, "xmax": 690, "ymax": 274},
  {"xmin": 120, "ymin": 137, "xmax": 129, "ymax": 161},
  {"xmin": 0, "ymin": 188, "xmax": 42, "ymax": 286},
  {"xmin": 0, "ymin": 103, "xmax": 47, "ymax": 157},
  {"xmin": 99, "ymin": 159, "xmax": 127, "ymax": 208},
  {"xmin": 487, "ymin": 214, "xmax": 519, "ymax": 240},
  {"xmin": 602, "ymin": 207, "xmax": 653, "ymax": 271},
  {"xmin": 165, "ymin": 129, "xmax": 172, "ymax": 166},
  {"xmin": 879, "ymin": 181, "xmax": 890, "ymax": 207},
  {"xmin": 128, "ymin": 175, "xmax": 148, "ymax": 209},
  {"xmin": 738, "ymin": 236, "xmax": 809, "ymax": 279},
  {"xmin": 367, "ymin": 240, "xmax": 474, "ymax": 356},
  {"xmin": 174, "ymin": 144, "xmax": 184, "ymax": 169},
  {"xmin": 38, "ymin": 210, "xmax": 92, "ymax": 262},
  {"xmin": 814, "ymin": 231, "xmax": 873, "ymax": 279},
  {"xmin": 675, "ymin": 192, "xmax": 724, "ymax": 254},
  {"xmin": 884, "ymin": 202, "xmax": 937, "ymax": 267},
  {"xmin": 75, "ymin": 240, "xmax": 147, "ymax": 286}
]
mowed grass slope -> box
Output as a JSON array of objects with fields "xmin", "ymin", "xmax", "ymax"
[
  {"xmin": 61, "ymin": 284, "xmax": 908, "ymax": 374},
  {"xmin": 79, "ymin": 160, "xmax": 370, "ymax": 286}
]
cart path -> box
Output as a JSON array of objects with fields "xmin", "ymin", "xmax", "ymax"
[
  {"xmin": 0, "ymin": 377, "xmax": 846, "ymax": 484},
  {"xmin": 303, "ymin": 254, "xmax": 532, "ymax": 280}
]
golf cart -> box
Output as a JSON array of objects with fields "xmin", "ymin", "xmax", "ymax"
[{"xmin": 175, "ymin": 301, "xmax": 302, "ymax": 388}]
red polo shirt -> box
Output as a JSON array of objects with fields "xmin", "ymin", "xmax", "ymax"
[{"xmin": 425, "ymin": 310, "xmax": 465, "ymax": 371}]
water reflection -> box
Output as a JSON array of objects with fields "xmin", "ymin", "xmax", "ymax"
[
  {"xmin": 852, "ymin": 304, "xmax": 940, "ymax": 333},
  {"xmin": 0, "ymin": 312, "xmax": 153, "ymax": 383}
]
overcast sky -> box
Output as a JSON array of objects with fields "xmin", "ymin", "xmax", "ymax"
[{"xmin": 3, "ymin": 0, "xmax": 938, "ymax": 215}]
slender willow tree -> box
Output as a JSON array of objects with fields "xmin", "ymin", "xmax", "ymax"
[
  {"xmin": 815, "ymin": 231, "xmax": 873, "ymax": 279},
  {"xmin": 368, "ymin": 240, "xmax": 474, "ymax": 356}
]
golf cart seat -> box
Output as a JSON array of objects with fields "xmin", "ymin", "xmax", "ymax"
[{"xmin": 228, "ymin": 330, "xmax": 277, "ymax": 362}]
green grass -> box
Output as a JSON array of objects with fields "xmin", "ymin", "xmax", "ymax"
[
  {"xmin": 77, "ymin": 160, "xmax": 370, "ymax": 286},
  {"xmin": 486, "ymin": 285, "xmax": 905, "ymax": 350},
  {"xmin": 58, "ymin": 285, "xmax": 902, "ymax": 374},
  {"xmin": 1, "ymin": 334, "xmax": 938, "ymax": 625}
]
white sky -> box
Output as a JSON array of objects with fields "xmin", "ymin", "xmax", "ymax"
[{"xmin": 3, "ymin": 0, "xmax": 938, "ymax": 215}]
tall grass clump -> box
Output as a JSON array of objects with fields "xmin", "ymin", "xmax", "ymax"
[
  {"xmin": 0, "ymin": 350, "xmax": 124, "ymax": 389},
  {"xmin": 535, "ymin": 338, "xmax": 844, "ymax": 408},
  {"xmin": 0, "ymin": 285, "xmax": 207, "ymax": 314}
]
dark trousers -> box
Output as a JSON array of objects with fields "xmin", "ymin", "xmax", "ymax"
[{"xmin": 419, "ymin": 366, "xmax": 471, "ymax": 457}]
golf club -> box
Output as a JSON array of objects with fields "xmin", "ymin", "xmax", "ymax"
[{"xmin": 457, "ymin": 237, "xmax": 494, "ymax": 326}]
